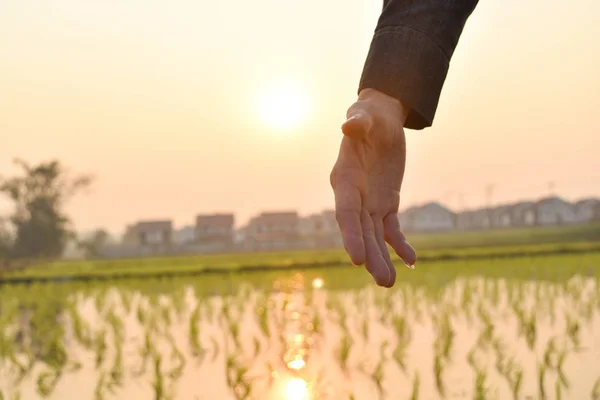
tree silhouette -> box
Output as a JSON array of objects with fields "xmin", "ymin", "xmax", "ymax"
[{"xmin": 0, "ymin": 158, "xmax": 93, "ymax": 260}]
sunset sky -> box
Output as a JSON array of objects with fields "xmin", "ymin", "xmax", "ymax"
[{"xmin": 1, "ymin": 0, "xmax": 599, "ymax": 235}]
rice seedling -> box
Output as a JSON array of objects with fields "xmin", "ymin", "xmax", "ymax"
[
  {"xmin": 538, "ymin": 361, "xmax": 547, "ymax": 400},
  {"xmin": 473, "ymin": 367, "xmax": 488, "ymax": 400},
  {"xmin": 335, "ymin": 329, "xmax": 353, "ymax": 373},
  {"xmin": 120, "ymin": 289, "xmax": 133, "ymax": 315},
  {"xmin": 256, "ymin": 301, "xmax": 270, "ymax": 339},
  {"xmin": 166, "ymin": 334, "xmax": 186, "ymax": 383},
  {"xmin": 391, "ymin": 314, "xmax": 411, "ymax": 375},
  {"xmin": 152, "ymin": 352, "xmax": 166, "ymax": 400},
  {"xmin": 565, "ymin": 311, "xmax": 581, "ymax": 349},
  {"xmin": 36, "ymin": 369, "xmax": 61, "ymax": 398},
  {"xmin": 592, "ymin": 376, "xmax": 600, "ymax": 400},
  {"xmin": 188, "ymin": 303, "xmax": 206, "ymax": 362},
  {"xmin": 134, "ymin": 329, "xmax": 155, "ymax": 377},
  {"xmin": 94, "ymin": 371, "xmax": 107, "ymax": 400},
  {"xmin": 556, "ymin": 346, "xmax": 570, "ymax": 390},
  {"xmin": 371, "ymin": 340, "xmax": 389, "ymax": 400},
  {"xmin": 94, "ymin": 328, "xmax": 107, "ymax": 370},
  {"xmin": 67, "ymin": 302, "xmax": 92, "ymax": 350},
  {"xmin": 409, "ymin": 371, "xmax": 420, "ymax": 400}
]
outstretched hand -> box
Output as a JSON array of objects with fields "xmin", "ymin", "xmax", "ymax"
[{"xmin": 330, "ymin": 89, "xmax": 416, "ymax": 287}]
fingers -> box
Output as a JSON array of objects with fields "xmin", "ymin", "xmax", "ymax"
[
  {"xmin": 373, "ymin": 217, "xmax": 396, "ymax": 287},
  {"xmin": 362, "ymin": 210, "xmax": 394, "ymax": 288},
  {"xmin": 383, "ymin": 213, "xmax": 417, "ymax": 268},
  {"xmin": 341, "ymin": 112, "xmax": 373, "ymax": 140},
  {"xmin": 333, "ymin": 180, "xmax": 366, "ymax": 266}
]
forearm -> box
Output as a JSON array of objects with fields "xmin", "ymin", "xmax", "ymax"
[{"xmin": 359, "ymin": 0, "xmax": 478, "ymax": 130}]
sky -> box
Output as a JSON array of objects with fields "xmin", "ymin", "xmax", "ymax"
[{"xmin": 1, "ymin": 0, "xmax": 599, "ymax": 235}]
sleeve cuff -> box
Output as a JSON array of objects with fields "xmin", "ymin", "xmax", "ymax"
[{"xmin": 358, "ymin": 25, "xmax": 450, "ymax": 130}]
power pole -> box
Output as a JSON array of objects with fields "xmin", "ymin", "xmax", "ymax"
[
  {"xmin": 485, "ymin": 184, "xmax": 495, "ymax": 229},
  {"xmin": 548, "ymin": 181, "xmax": 555, "ymax": 197}
]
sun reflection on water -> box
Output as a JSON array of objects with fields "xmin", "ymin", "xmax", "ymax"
[{"xmin": 285, "ymin": 378, "xmax": 309, "ymax": 400}]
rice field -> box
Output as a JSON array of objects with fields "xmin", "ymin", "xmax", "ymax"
[{"xmin": 1, "ymin": 252, "xmax": 600, "ymax": 400}]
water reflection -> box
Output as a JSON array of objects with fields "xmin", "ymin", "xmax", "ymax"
[
  {"xmin": 285, "ymin": 378, "xmax": 308, "ymax": 400},
  {"xmin": 0, "ymin": 272, "xmax": 599, "ymax": 399}
]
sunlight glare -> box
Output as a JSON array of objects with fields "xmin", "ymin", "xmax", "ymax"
[
  {"xmin": 256, "ymin": 79, "xmax": 309, "ymax": 130},
  {"xmin": 285, "ymin": 378, "xmax": 308, "ymax": 400},
  {"xmin": 311, "ymin": 278, "xmax": 324, "ymax": 289}
]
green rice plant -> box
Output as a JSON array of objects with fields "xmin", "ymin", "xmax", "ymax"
[
  {"xmin": 136, "ymin": 303, "xmax": 148, "ymax": 326},
  {"xmin": 252, "ymin": 336, "xmax": 260, "ymax": 359},
  {"xmin": 166, "ymin": 333, "xmax": 186, "ymax": 382},
  {"xmin": 538, "ymin": 362, "xmax": 547, "ymax": 400},
  {"xmin": 311, "ymin": 309, "xmax": 321, "ymax": 337},
  {"xmin": 107, "ymin": 336, "xmax": 124, "ymax": 391},
  {"xmin": 120, "ymin": 289, "xmax": 133, "ymax": 315},
  {"xmin": 476, "ymin": 303, "xmax": 494, "ymax": 345},
  {"xmin": 94, "ymin": 371, "xmax": 107, "ymax": 400},
  {"xmin": 503, "ymin": 357, "xmax": 524, "ymax": 400},
  {"xmin": 94, "ymin": 288, "xmax": 107, "ymax": 314},
  {"xmin": 94, "ymin": 328, "xmax": 107, "ymax": 370},
  {"xmin": 434, "ymin": 309, "xmax": 454, "ymax": 364},
  {"xmin": 335, "ymin": 329, "xmax": 353, "ymax": 373},
  {"xmin": 36, "ymin": 369, "xmax": 61, "ymax": 398},
  {"xmin": 565, "ymin": 311, "xmax": 581, "ymax": 349},
  {"xmin": 391, "ymin": 314, "xmax": 411, "ymax": 375},
  {"xmin": 372, "ymin": 340, "xmax": 389, "ymax": 400},
  {"xmin": 542, "ymin": 337, "xmax": 557, "ymax": 370},
  {"xmin": 409, "ymin": 371, "xmax": 420, "ymax": 400},
  {"xmin": 473, "ymin": 367, "xmax": 488, "ymax": 400},
  {"xmin": 188, "ymin": 303, "xmax": 206, "ymax": 362},
  {"xmin": 433, "ymin": 354, "xmax": 445, "ymax": 398},
  {"xmin": 256, "ymin": 302, "xmax": 270, "ymax": 339},
  {"xmin": 152, "ymin": 352, "xmax": 165, "ymax": 400},
  {"xmin": 592, "ymin": 376, "xmax": 600, "ymax": 400},
  {"xmin": 205, "ymin": 299, "xmax": 215, "ymax": 324},
  {"xmin": 68, "ymin": 302, "xmax": 92, "ymax": 350},
  {"xmin": 171, "ymin": 288, "xmax": 186, "ymax": 318},
  {"xmin": 210, "ymin": 336, "xmax": 220, "ymax": 362},
  {"xmin": 556, "ymin": 346, "xmax": 570, "ymax": 390},
  {"xmin": 360, "ymin": 317, "xmax": 369, "ymax": 343},
  {"xmin": 490, "ymin": 279, "xmax": 501, "ymax": 308},
  {"xmin": 160, "ymin": 303, "xmax": 172, "ymax": 328}
]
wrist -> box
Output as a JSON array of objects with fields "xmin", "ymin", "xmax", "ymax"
[{"xmin": 357, "ymin": 88, "xmax": 409, "ymax": 127}]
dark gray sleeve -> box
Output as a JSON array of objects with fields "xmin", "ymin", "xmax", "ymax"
[{"xmin": 358, "ymin": 0, "xmax": 479, "ymax": 130}]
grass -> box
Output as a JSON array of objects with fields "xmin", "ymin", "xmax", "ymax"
[{"xmin": 3, "ymin": 240, "xmax": 600, "ymax": 283}]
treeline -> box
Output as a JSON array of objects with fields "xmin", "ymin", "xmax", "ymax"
[{"xmin": 0, "ymin": 158, "xmax": 102, "ymax": 271}]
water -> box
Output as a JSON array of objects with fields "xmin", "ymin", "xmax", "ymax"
[{"xmin": 1, "ymin": 268, "xmax": 600, "ymax": 400}]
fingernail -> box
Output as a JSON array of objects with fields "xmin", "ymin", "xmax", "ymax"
[{"xmin": 405, "ymin": 263, "xmax": 415, "ymax": 270}]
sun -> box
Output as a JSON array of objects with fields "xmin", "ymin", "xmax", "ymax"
[{"xmin": 256, "ymin": 79, "xmax": 310, "ymax": 131}]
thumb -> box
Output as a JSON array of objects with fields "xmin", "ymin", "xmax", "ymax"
[{"xmin": 341, "ymin": 110, "xmax": 373, "ymax": 139}]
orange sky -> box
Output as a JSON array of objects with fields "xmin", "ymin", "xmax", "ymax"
[{"xmin": 1, "ymin": 0, "xmax": 599, "ymax": 235}]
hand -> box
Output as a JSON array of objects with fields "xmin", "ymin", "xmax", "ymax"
[{"xmin": 330, "ymin": 88, "xmax": 417, "ymax": 287}]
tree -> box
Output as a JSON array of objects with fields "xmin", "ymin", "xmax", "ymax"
[
  {"xmin": 0, "ymin": 158, "xmax": 93, "ymax": 260},
  {"xmin": 0, "ymin": 217, "xmax": 12, "ymax": 270},
  {"xmin": 78, "ymin": 228, "xmax": 110, "ymax": 259}
]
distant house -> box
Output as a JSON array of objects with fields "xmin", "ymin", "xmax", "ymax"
[
  {"xmin": 574, "ymin": 198, "xmax": 600, "ymax": 223},
  {"xmin": 244, "ymin": 211, "xmax": 300, "ymax": 251},
  {"xmin": 195, "ymin": 213, "xmax": 235, "ymax": 252},
  {"xmin": 456, "ymin": 209, "xmax": 491, "ymax": 230},
  {"xmin": 299, "ymin": 210, "xmax": 342, "ymax": 249},
  {"xmin": 534, "ymin": 196, "xmax": 577, "ymax": 226},
  {"xmin": 123, "ymin": 220, "xmax": 173, "ymax": 246},
  {"xmin": 490, "ymin": 202, "xmax": 536, "ymax": 228},
  {"xmin": 172, "ymin": 225, "xmax": 196, "ymax": 246},
  {"xmin": 121, "ymin": 220, "xmax": 173, "ymax": 256},
  {"xmin": 399, "ymin": 202, "xmax": 455, "ymax": 232}
]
